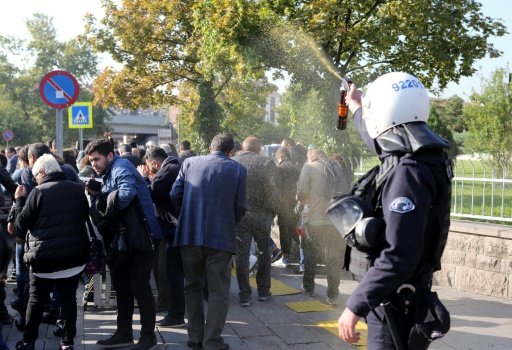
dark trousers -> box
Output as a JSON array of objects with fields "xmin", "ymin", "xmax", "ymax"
[
  {"xmin": 0, "ymin": 315, "xmax": 6, "ymax": 350},
  {"xmin": 277, "ymin": 209, "xmax": 299, "ymax": 256},
  {"xmin": 15, "ymin": 243, "xmax": 29, "ymax": 324},
  {"xmin": 24, "ymin": 272, "xmax": 80, "ymax": 346},
  {"xmin": 112, "ymin": 250, "xmax": 156, "ymax": 340},
  {"xmin": 181, "ymin": 246, "xmax": 232, "ymax": 350},
  {"xmin": 235, "ymin": 212, "xmax": 273, "ymax": 301},
  {"xmin": 152, "ymin": 238, "xmax": 169, "ymax": 309},
  {"xmin": 302, "ymin": 224, "xmax": 345, "ymax": 299},
  {"xmin": 165, "ymin": 236, "xmax": 185, "ymax": 321}
]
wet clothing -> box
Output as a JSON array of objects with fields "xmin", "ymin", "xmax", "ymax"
[
  {"xmin": 297, "ymin": 155, "xmax": 346, "ymax": 298},
  {"xmin": 296, "ymin": 157, "xmax": 345, "ymax": 224},
  {"xmin": 274, "ymin": 159, "xmax": 301, "ymax": 256},
  {"xmin": 231, "ymin": 151, "xmax": 276, "ymax": 216},
  {"xmin": 232, "ymin": 151, "xmax": 276, "ymax": 300}
]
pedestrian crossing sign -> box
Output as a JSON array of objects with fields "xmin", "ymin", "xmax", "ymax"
[{"xmin": 68, "ymin": 102, "xmax": 93, "ymax": 129}]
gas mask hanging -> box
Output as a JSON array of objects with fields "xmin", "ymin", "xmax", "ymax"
[{"xmin": 326, "ymin": 195, "xmax": 385, "ymax": 251}]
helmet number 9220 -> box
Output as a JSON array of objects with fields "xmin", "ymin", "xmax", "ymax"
[{"xmin": 392, "ymin": 80, "xmax": 424, "ymax": 92}]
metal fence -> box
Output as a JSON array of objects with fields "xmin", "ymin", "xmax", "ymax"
[{"xmin": 349, "ymin": 157, "xmax": 512, "ymax": 224}]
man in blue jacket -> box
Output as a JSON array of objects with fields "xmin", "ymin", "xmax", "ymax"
[
  {"xmin": 86, "ymin": 138, "xmax": 162, "ymax": 350},
  {"xmin": 171, "ymin": 134, "xmax": 247, "ymax": 350}
]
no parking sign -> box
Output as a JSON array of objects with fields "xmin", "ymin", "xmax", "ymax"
[{"xmin": 2, "ymin": 129, "xmax": 13, "ymax": 142}]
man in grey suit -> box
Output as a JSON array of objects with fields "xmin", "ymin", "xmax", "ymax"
[{"xmin": 171, "ymin": 134, "xmax": 247, "ymax": 350}]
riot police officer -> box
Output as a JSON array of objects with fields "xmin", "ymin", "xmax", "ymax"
[{"xmin": 333, "ymin": 72, "xmax": 452, "ymax": 349}]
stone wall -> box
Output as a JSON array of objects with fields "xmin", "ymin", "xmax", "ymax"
[{"xmin": 434, "ymin": 220, "xmax": 512, "ymax": 299}]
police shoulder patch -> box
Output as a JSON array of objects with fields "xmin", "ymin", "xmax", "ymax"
[{"xmin": 389, "ymin": 197, "xmax": 415, "ymax": 214}]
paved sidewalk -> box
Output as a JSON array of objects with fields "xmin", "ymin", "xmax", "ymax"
[{"xmin": 2, "ymin": 264, "xmax": 512, "ymax": 349}]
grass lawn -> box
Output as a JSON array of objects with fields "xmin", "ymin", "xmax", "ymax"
[{"xmin": 353, "ymin": 158, "xmax": 512, "ymax": 225}]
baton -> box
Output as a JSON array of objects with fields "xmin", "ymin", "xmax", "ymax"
[{"xmin": 380, "ymin": 300, "xmax": 406, "ymax": 350}]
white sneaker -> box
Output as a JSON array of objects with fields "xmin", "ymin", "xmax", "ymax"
[
  {"xmin": 249, "ymin": 255, "xmax": 258, "ymax": 273},
  {"xmin": 273, "ymin": 257, "xmax": 291, "ymax": 268}
]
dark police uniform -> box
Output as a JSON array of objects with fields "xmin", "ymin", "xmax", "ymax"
[{"xmin": 345, "ymin": 108, "xmax": 452, "ymax": 349}]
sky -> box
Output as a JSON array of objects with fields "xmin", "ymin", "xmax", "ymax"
[{"xmin": 0, "ymin": 0, "xmax": 510, "ymax": 99}]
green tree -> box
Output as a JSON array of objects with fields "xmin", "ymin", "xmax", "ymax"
[
  {"xmin": 84, "ymin": 0, "xmax": 506, "ymax": 154},
  {"xmin": 84, "ymin": 0, "xmax": 267, "ymax": 150},
  {"xmin": 434, "ymin": 95, "xmax": 466, "ymax": 132},
  {"xmin": 428, "ymin": 106, "xmax": 457, "ymax": 158},
  {"xmin": 0, "ymin": 14, "xmax": 107, "ymax": 147},
  {"xmin": 260, "ymin": 0, "xmax": 506, "ymax": 89},
  {"xmin": 463, "ymin": 68, "xmax": 512, "ymax": 174}
]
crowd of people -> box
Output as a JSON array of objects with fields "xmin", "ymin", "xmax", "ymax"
[
  {"xmin": 0, "ymin": 135, "xmax": 354, "ymax": 350},
  {"xmin": 0, "ymin": 72, "xmax": 452, "ymax": 350}
]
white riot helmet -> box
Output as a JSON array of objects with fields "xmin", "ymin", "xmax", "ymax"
[
  {"xmin": 362, "ymin": 72, "xmax": 430, "ymax": 139},
  {"xmin": 146, "ymin": 140, "xmax": 157, "ymax": 149}
]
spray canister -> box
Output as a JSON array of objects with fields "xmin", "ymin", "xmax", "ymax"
[{"xmin": 336, "ymin": 78, "xmax": 353, "ymax": 131}]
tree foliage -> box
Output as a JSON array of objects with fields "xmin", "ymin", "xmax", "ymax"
[
  {"xmin": 428, "ymin": 106, "xmax": 457, "ymax": 158},
  {"xmin": 84, "ymin": 0, "xmax": 274, "ymax": 150},
  {"xmin": 0, "ymin": 14, "xmax": 108, "ymax": 148},
  {"xmin": 84, "ymin": 0, "xmax": 506, "ymax": 154},
  {"xmin": 260, "ymin": 0, "xmax": 507, "ymax": 90},
  {"xmin": 434, "ymin": 95, "xmax": 466, "ymax": 132},
  {"xmin": 463, "ymin": 68, "xmax": 512, "ymax": 174}
]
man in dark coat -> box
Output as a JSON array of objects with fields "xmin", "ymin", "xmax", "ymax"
[
  {"xmin": 4, "ymin": 147, "xmax": 18, "ymax": 175},
  {"xmin": 231, "ymin": 137, "xmax": 277, "ymax": 306},
  {"xmin": 0, "ymin": 162, "xmax": 16, "ymax": 327},
  {"xmin": 179, "ymin": 140, "xmax": 197, "ymax": 160},
  {"xmin": 171, "ymin": 134, "xmax": 247, "ymax": 350},
  {"xmin": 14, "ymin": 154, "xmax": 89, "ymax": 350},
  {"xmin": 119, "ymin": 143, "xmax": 143, "ymax": 167},
  {"xmin": 272, "ymin": 147, "xmax": 301, "ymax": 268},
  {"xmin": 7, "ymin": 143, "xmax": 80, "ymax": 331},
  {"xmin": 138, "ymin": 146, "xmax": 185, "ymax": 328}
]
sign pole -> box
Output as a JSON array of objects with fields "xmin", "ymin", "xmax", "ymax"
[
  {"xmin": 79, "ymin": 128, "xmax": 83, "ymax": 151},
  {"xmin": 56, "ymin": 109, "xmax": 63, "ymax": 157}
]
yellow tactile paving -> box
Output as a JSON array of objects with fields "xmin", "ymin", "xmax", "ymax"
[
  {"xmin": 317, "ymin": 320, "xmax": 368, "ymax": 349},
  {"xmin": 285, "ymin": 300, "xmax": 333, "ymax": 312},
  {"xmin": 231, "ymin": 268, "xmax": 301, "ymax": 296}
]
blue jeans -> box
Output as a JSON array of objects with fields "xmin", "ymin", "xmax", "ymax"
[{"xmin": 16, "ymin": 243, "xmax": 29, "ymax": 323}]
